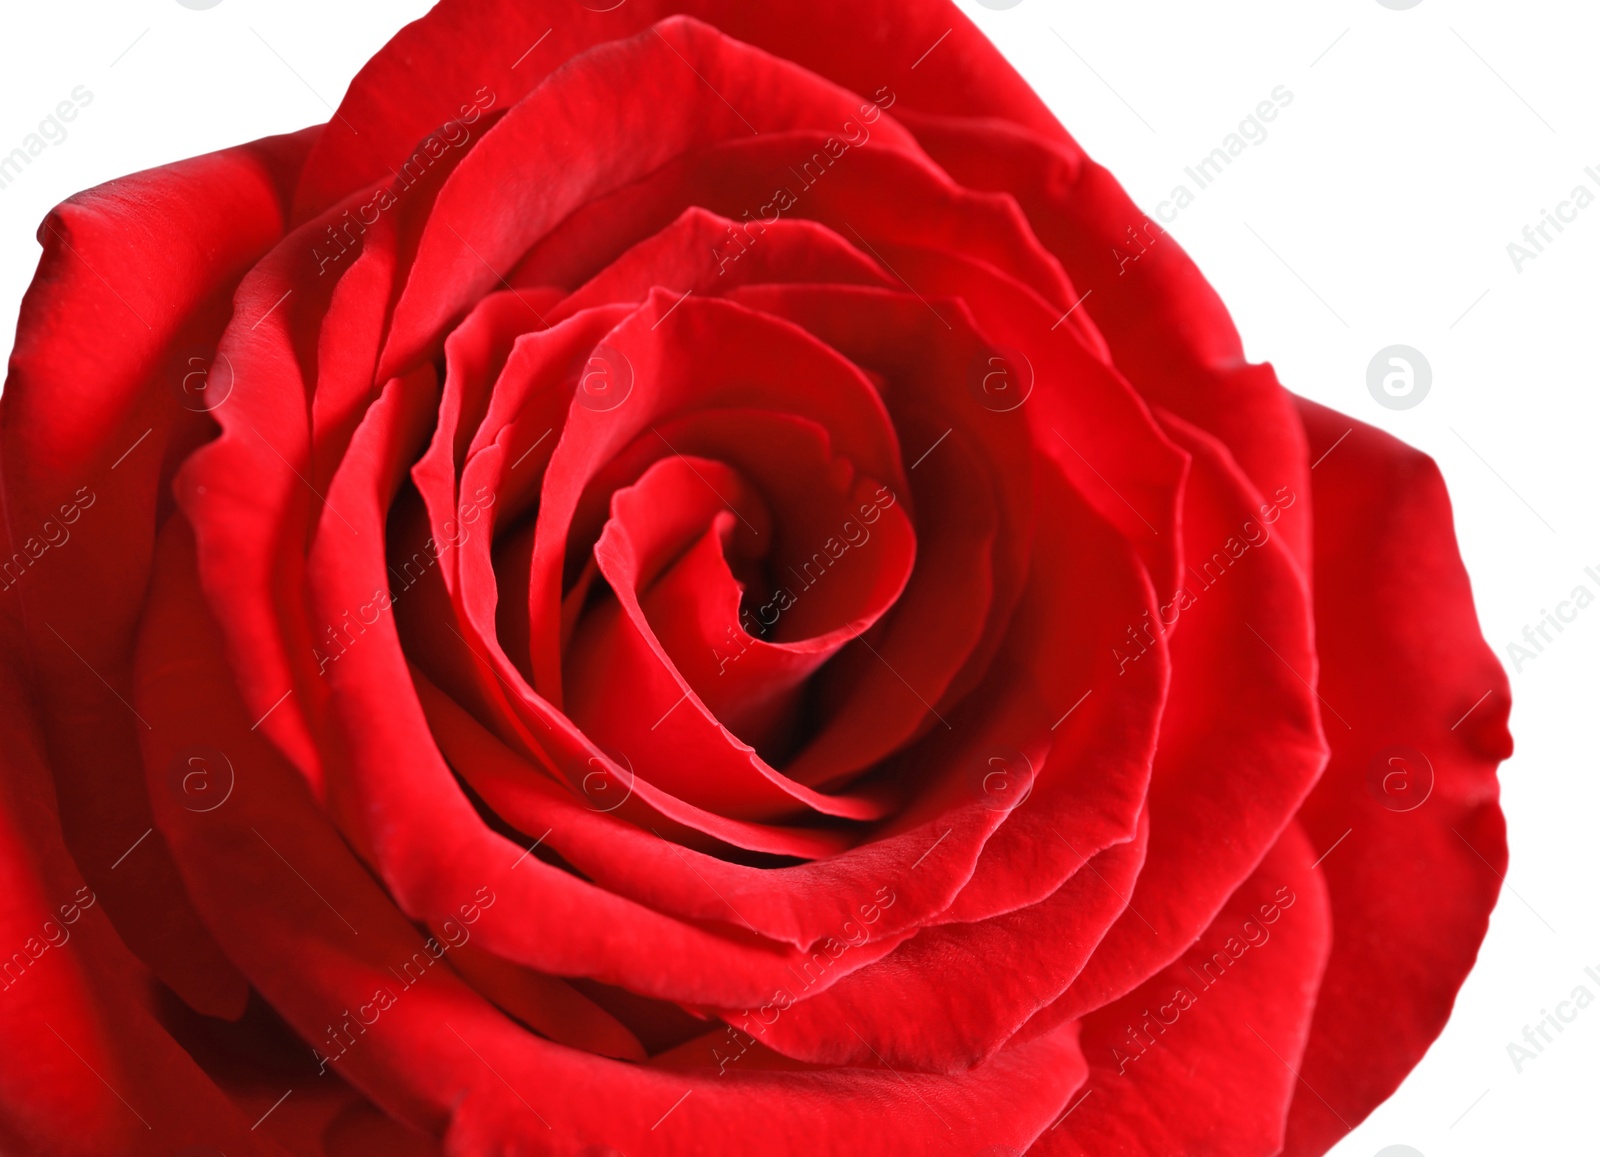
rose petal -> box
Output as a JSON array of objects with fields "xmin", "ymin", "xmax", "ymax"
[
  {"xmin": 1282, "ymin": 400, "xmax": 1511, "ymax": 1154},
  {"xmin": 291, "ymin": 1, "xmax": 1064, "ymax": 220},
  {"xmin": 1040, "ymin": 822, "xmax": 1332, "ymax": 1157},
  {"xmin": 0, "ymin": 515, "xmax": 285, "ymax": 1155},
  {"xmin": 377, "ymin": 16, "xmax": 927, "ymax": 378},
  {"xmin": 1, "ymin": 127, "xmax": 318, "ymax": 1020},
  {"xmin": 907, "ymin": 112, "xmax": 1315, "ymax": 574},
  {"xmin": 1032, "ymin": 411, "xmax": 1326, "ymax": 1027}
]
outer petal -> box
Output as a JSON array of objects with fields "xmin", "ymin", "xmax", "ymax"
[
  {"xmin": 1283, "ymin": 400, "xmax": 1511, "ymax": 1154},
  {"xmin": 0, "ymin": 501, "xmax": 288, "ymax": 1157},
  {"xmin": 1029, "ymin": 411, "xmax": 1326, "ymax": 1031},
  {"xmin": 1038, "ymin": 822, "xmax": 1332, "ymax": 1157},
  {"xmin": 1, "ymin": 127, "xmax": 318, "ymax": 1018},
  {"xmin": 905, "ymin": 111, "xmax": 1315, "ymax": 576},
  {"xmin": 291, "ymin": 0, "xmax": 1066, "ymax": 218}
]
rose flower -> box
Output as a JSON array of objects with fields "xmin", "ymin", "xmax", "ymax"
[{"xmin": 0, "ymin": 3, "xmax": 1510, "ymax": 1155}]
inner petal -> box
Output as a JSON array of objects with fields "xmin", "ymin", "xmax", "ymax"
[{"xmin": 563, "ymin": 448, "xmax": 913, "ymax": 820}]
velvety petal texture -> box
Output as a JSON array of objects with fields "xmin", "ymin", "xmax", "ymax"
[{"xmin": 0, "ymin": 1, "xmax": 1507, "ymax": 1154}]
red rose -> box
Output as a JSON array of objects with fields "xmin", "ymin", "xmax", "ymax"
[{"xmin": 0, "ymin": 3, "xmax": 1511, "ymax": 1155}]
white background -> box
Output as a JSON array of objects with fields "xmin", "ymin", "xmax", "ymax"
[{"xmin": 0, "ymin": 1, "xmax": 1594, "ymax": 1154}]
